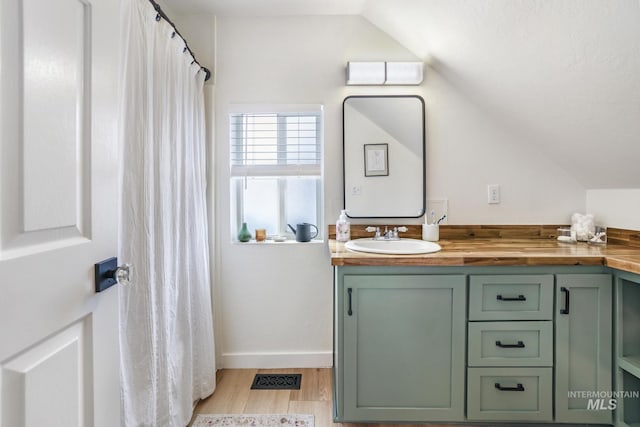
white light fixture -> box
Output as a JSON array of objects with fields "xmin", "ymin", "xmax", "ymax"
[
  {"xmin": 346, "ymin": 61, "xmax": 423, "ymax": 85},
  {"xmin": 385, "ymin": 62, "xmax": 424, "ymax": 85},
  {"xmin": 346, "ymin": 62, "xmax": 385, "ymax": 85}
]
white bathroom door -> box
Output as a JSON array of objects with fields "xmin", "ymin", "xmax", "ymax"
[{"xmin": 0, "ymin": 0, "xmax": 121, "ymax": 426}]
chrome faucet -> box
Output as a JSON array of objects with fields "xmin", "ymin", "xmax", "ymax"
[{"xmin": 365, "ymin": 226, "xmax": 408, "ymax": 241}]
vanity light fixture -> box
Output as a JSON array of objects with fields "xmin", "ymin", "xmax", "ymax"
[
  {"xmin": 346, "ymin": 62, "xmax": 386, "ymax": 85},
  {"xmin": 385, "ymin": 62, "xmax": 424, "ymax": 85},
  {"xmin": 346, "ymin": 61, "xmax": 423, "ymax": 85}
]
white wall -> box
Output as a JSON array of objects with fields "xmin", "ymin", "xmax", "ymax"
[
  {"xmin": 586, "ymin": 189, "xmax": 640, "ymax": 230},
  {"xmin": 170, "ymin": 6, "xmax": 638, "ymax": 369},
  {"xmin": 214, "ymin": 15, "xmax": 423, "ymax": 368},
  {"xmin": 212, "ymin": 15, "xmax": 590, "ymax": 368},
  {"xmin": 423, "ymin": 66, "xmax": 585, "ymax": 224}
]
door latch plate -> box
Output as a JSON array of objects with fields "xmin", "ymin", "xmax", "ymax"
[{"xmin": 94, "ymin": 257, "xmax": 118, "ymax": 293}]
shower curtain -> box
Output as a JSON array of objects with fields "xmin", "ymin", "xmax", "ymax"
[{"xmin": 118, "ymin": 1, "xmax": 215, "ymax": 425}]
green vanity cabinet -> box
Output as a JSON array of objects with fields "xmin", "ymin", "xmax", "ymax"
[
  {"xmin": 333, "ymin": 266, "xmax": 615, "ymax": 425},
  {"xmin": 555, "ymin": 274, "xmax": 612, "ymax": 424},
  {"xmin": 334, "ymin": 268, "xmax": 466, "ymax": 422}
]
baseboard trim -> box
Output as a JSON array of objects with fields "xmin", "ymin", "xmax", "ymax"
[{"xmin": 221, "ymin": 351, "xmax": 333, "ymax": 369}]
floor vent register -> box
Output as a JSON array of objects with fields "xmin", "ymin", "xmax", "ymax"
[{"xmin": 250, "ymin": 373, "xmax": 302, "ymax": 390}]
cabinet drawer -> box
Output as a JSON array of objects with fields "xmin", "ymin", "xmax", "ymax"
[
  {"xmin": 467, "ymin": 367, "xmax": 552, "ymax": 421},
  {"xmin": 468, "ymin": 275, "xmax": 554, "ymax": 320},
  {"xmin": 468, "ymin": 321, "xmax": 552, "ymax": 367}
]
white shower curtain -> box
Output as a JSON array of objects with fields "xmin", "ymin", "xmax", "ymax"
[{"xmin": 118, "ymin": 1, "xmax": 215, "ymax": 426}]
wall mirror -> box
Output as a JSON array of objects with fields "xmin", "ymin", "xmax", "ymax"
[{"xmin": 343, "ymin": 95, "xmax": 425, "ymax": 218}]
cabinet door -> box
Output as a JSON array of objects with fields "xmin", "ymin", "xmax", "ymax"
[
  {"xmin": 555, "ymin": 274, "xmax": 612, "ymax": 424},
  {"xmin": 342, "ymin": 274, "xmax": 466, "ymax": 422}
]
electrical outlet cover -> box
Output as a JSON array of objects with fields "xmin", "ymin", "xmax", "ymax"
[{"xmin": 488, "ymin": 185, "xmax": 501, "ymax": 204}]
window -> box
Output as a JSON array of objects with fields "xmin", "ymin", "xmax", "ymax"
[{"xmin": 230, "ymin": 106, "xmax": 323, "ymax": 241}]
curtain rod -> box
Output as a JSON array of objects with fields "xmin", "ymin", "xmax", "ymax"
[{"xmin": 147, "ymin": 0, "xmax": 212, "ymax": 81}]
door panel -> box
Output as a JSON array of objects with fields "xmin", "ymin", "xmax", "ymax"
[
  {"xmin": 355, "ymin": 287, "xmax": 452, "ymax": 408},
  {"xmin": 0, "ymin": 0, "xmax": 120, "ymax": 426},
  {"xmin": 1, "ymin": 0, "xmax": 91, "ymax": 257},
  {"xmin": 343, "ymin": 274, "xmax": 466, "ymax": 422},
  {"xmin": 2, "ymin": 320, "xmax": 88, "ymax": 427},
  {"xmin": 555, "ymin": 274, "xmax": 612, "ymax": 424},
  {"xmin": 22, "ymin": 0, "xmax": 90, "ymax": 233}
]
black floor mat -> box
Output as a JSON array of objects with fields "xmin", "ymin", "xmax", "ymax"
[{"xmin": 250, "ymin": 373, "xmax": 302, "ymax": 390}]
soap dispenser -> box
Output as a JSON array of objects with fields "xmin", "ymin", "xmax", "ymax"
[{"xmin": 336, "ymin": 210, "xmax": 350, "ymax": 242}]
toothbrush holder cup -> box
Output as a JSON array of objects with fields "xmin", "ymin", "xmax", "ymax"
[{"xmin": 422, "ymin": 224, "xmax": 439, "ymax": 242}]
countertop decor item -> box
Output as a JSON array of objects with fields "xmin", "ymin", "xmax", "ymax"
[
  {"xmin": 336, "ymin": 210, "xmax": 350, "ymax": 242},
  {"xmin": 422, "ymin": 223, "xmax": 439, "ymax": 242},
  {"xmin": 191, "ymin": 414, "xmax": 314, "ymax": 427},
  {"xmin": 237, "ymin": 222, "xmax": 252, "ymax": 242},
  {"xmin": 588, "ymin": 225, "xmax": 607, "ymax": 245},
  {"xmin": 571, "ymin": 213, "xmax": 595, "ymax": 241},
  {"xmin": 557, "ymin": 228, "xmax": 576, "ymax": 243}
]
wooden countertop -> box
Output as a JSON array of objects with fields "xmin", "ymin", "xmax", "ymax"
[{"xmin": 328, "ymin": 226, "xmax": 640, "ymax": 275}]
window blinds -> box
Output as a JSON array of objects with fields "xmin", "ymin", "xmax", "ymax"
[{"xmin": 230, "ymin": 112, "xmax": 322, "ymax": 177}]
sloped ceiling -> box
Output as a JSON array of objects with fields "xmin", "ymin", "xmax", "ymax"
[
  {"xmin": 164, "ymin": 0, "xmax": 640, "ymax": 188},
  {"xmin": 361, "ymin": 0, "xmax": 640, "ymax": 188}
]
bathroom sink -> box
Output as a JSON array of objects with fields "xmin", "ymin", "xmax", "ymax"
[{"xmin": 344, "ymin": 238, "xmax": 442, "ymax": 255}]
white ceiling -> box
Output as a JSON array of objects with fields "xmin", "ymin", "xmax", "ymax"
[{"xmin": 162, "ymin": 0, "xmax": 367, "ymax": 16}]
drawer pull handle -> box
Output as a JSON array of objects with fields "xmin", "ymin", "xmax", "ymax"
[
  {"xmin": 495, "ymin": 382, "xmax": 525, "ymax": 392},
  {"xmin": 496, "ymin": 294, "xmax": 526, "ymax": 301},
  {"xmin": 495, "ymin": 340, "xmax": 525, "ymax": 348},
  {"xmin": 560, "ymin": 286, "xmax": 570, "ymax": 314},
  {"xmin": 347, "ymin": 288, "xmax": 353, "ymax": 316}
]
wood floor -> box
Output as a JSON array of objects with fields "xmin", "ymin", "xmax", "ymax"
[{"xmin": 189, "ymin": 368, "xmax": 473, "ymax": 427}]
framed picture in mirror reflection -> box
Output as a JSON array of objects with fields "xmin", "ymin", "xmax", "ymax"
[{"xmin": 364, "ymin": 143, "xmax": 388, "ymax": 177}]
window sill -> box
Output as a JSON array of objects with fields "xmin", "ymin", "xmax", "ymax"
[{"xmin": 231, "ymin": 239, "xmax": 324, "ymax": 245}]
